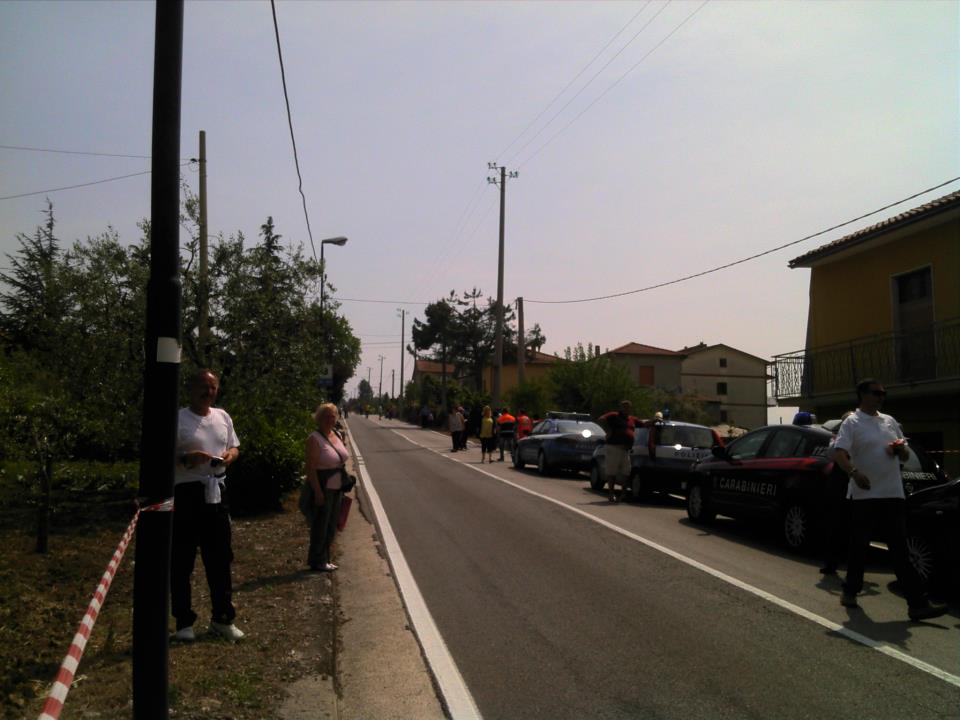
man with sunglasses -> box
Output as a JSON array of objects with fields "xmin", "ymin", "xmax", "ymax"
[{"xmin": 831, "ymin": 379, "xmax": 947, "ymax": 621}]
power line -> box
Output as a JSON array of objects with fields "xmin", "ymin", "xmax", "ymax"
[
  {"xmin": 506, "ymin": 0, "xmax": 668, "ymax": 166},
  {"xmin": 0, "ymin": 164, "xmax": 191, "ymax": 201},
  {"xmin": 334, "ymin": 296, "xmax": 429, "ymax": 306},
  {"xmin": 0, "ymin": 143, "xmax": 155, "ymax": 159},
  {"xmin": 495, "ymin": 2, "xmax": 651, "ymax": 162},
  {"xmin": 526, "ymin": 176, "xmax": 960, "ymax": 305},
  {"xmin": 517, "ymin": 0, "xmax": 708, "ymax": 169},
  {"xmin": 270, "ymin": 0, "xmax": 318, "ymax": 263}
]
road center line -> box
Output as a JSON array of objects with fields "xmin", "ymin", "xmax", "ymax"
[{"xmin": 389, "ymin": 426, "xmax": 960, "ymax": 690}]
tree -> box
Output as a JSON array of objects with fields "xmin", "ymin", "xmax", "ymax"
[
  {"xmin": 548, "ymin": 345, "xmax": 653, "ymax": 418},
  {"xmin": 411, "ymin": 294, "xmax": 457, "ymax": 408}
]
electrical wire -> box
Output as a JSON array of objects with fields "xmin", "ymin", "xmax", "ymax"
[
  {"xmin": 506, "ymin": 0, "xmax": 668, "ymax": 166},
  {"xmin": 517, "ymin": 0, "xmax": 708, "ymax": 169},
  {"xmin": 525, "ymin": 176, "xmax": 960, "ymax": 305},
  {"xmin": 0, "ymin": 143, "xmax": 156, "ymax": 159},
  {"xmin": 0, "ymin": 163, "xmax": 192, "ymax": 201},
  {"xmin": 495, "ymin": 2, "xmax": 651, "ymax": 162},
  {"xmin": 270, "ymin": 0, "xmax": 318, "ymax": 263}
]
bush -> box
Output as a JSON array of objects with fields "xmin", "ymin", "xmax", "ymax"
[{"xmin": 227, "ymin": 413, "xmax": 309, "ymax": 515}]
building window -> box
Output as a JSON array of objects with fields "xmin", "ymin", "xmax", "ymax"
[
  {"xmin": 638, "ymin": 366, "xmax": 655, "ymax": 386},
  {"xmin": 717, "ymin": 382, "xmax": 728, "ymax": 395},
  {"xmin": 720, "ymin": 409, "xmax": 728, "ymax": 423},
  {"xmin": 719, "ymin": 358, "xmax": 727, "ymax": 368}
]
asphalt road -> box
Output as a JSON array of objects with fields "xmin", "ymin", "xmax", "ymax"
[{"xmin": 348, "ymin": 415, "xmax": 960, "ymax": 720}]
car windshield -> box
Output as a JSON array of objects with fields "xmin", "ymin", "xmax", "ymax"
[{"xmin": 556, "ymin": 421, "xmax": 603, "ymax": 436}]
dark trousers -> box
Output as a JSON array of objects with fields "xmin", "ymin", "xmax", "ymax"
[
  {"xmin": 451, "ymin": 430, "xmax": 461, "ymax": 451},
  {"xmin": 171, "ymin": 482, "xmax": 235, "ymax": 629},
  {"xmin": 844, "ymin": 498, "xmax": 925, "ymax": 606},
  {"xmin": 308, "ymin": 486, "xmax": 343, "ymax": 568},
  {"xmin": 499, "ymin": 435, "xmax": 514, "ymax": 460}
]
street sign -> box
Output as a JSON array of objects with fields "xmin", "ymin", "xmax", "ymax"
[{"xmin": 317, "ymin": 364, "xmax": 334, "ymax": 388}]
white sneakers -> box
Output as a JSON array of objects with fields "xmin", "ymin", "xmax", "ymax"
[
  {"xmin": 210, "ymin": 621, "xmax": 246, "ymax": 642},
  {"xmin": 172, "ymin": 622, "xmax": 245, "ymax": 642},
  {"xmin": 172, "ymin": 626, "xmax": 196, "ymax": 642}
]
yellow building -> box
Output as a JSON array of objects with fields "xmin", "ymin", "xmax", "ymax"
[
  {"xmin": 482, "ymin": 350, "xmax": 561, "ymax": 396},
  {"xmin": 680, "ymin": 343, "xmax": 770, "ymax": 429},
  {"xmin": 773, "ymin": 190, "xmax": 960, "ymax": 474}
]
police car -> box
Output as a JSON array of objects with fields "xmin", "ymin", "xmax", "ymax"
[
  {"xmin": 590, "ymin": 420, "xmax": 720, "ymax": 499},
  {"xmin": 512, "ymin": 413, "xmax": 605, "ymax": 475},
  {"xmin": 687, "ymin": 423, "xmax": 948, "ymax": 552}
]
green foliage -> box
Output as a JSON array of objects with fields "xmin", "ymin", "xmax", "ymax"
[
  {"xmin": 649, "ymin": 388, "xmax": 712, "ymax": 425},
  {"xmin": 547, "ymin": 345, "xmax": 653, "ymax": 418},
  {"xmin": 505, "ymin": 379, "xmax": 549, "ymax": 419},
  {"xmin": 227, "ymin": 412, "xmax": 310, "ymax": 514}
]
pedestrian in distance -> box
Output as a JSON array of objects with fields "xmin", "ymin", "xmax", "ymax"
[
  {"xmin": 305, "ymin": 403, "xmax": 351, "ymax": 572},
  {"xmin": 516, "ymin": 409, "xmax": 533, "ymax": 441},
  {"xmin": 599, "ymin": 400, "xmax": 640, "ymax": 503},
  {"xmin": 171, "ymin": 369, "xmax": 244, "ymax": 642},
  {"xmin": 497, "ymin": 408, "xmax": 516, "ymax": 461},
  {"xmin": 448, "ymin": 404, "xmax": 465, "ymax": 452},
  {"xmin": 457, "ymin": 406, "xmax": 469, "ymax": 450},
  {"xmin": 479, "ymin": 405, "xmax": 496, "ymax": 463},
  {"xmin": 830, "ymin": 379, "xmax": 947, "ymax": 621}
]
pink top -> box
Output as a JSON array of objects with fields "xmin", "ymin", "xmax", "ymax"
[{"xmin": 306, "ymin": 430, "xmax": 348, "ymax": 490}]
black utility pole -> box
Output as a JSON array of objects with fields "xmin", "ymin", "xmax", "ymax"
[
  {"xmin": 517, "ymin": 296, "xmax": 525, "ymax": 386},
  {"xmin": 487, "ymin": 163, "xmax": 517, "ymax": 408},
  {"xmin": 133, "ymin": 2, "xmax": 183, "ymax": 718}
]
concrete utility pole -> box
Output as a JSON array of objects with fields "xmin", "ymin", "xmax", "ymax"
[
  {"xmin": 377, "ymin": 354, "xmax": 385, "ymax": 400},
  {"xmin": 133, "ymin": 2, "xmax": 183, "ymax": 717},
  {"xmin": 391, "ymin": 369, "xmax": 395, "ymax": 399},
  {"xmin": 487, "ymin": 163, "xmax": 517, "ymax": 408},
  {"xmin": 517, "ymin": 296, "xmax": 525, "ymax": 386},
  {"xmin": 197, "ymin": 130, "xmax": 209, "ymax": 363},
  {"xmin": 397, "ymin": 308, "xmax": 405, "ymax": 406}
]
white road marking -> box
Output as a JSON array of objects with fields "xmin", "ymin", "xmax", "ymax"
[
  {"xmin": 349, "ymin": 428, "xmax": 483, "ymax": 720},
  {"xmin": 389, "ymin": 425, "xmax": 960, "ymax": 690}
]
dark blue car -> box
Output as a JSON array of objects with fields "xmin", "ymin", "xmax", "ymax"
[{"xmin": 513, "ymin": 417, "xmax": 605, "ymax": 475}]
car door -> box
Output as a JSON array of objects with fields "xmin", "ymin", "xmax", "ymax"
[
  {"xmin": 709, "ymin": 428, "xmax": 776, "ymax": 515},
  {"xmin": 523, "ymin": 420, "xmax": 552, "ymax": 463}
]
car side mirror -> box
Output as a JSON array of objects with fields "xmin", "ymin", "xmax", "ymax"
[{"xmin": 711, "ymin": 445, "xmax": 729, "ymax": 460}]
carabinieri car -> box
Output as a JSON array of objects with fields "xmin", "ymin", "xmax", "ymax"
[
  {"xmin": 687, "ymin": 423, "xmax": 947, "ymax": 552},
  {"xmin": 513, "ymin": 414, "xmax": 605, "ymax": 475}
]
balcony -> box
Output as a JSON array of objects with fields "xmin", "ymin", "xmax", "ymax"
[{"xmin": 771, "ymin": 317, "xmax": 960, "ymax": 402}]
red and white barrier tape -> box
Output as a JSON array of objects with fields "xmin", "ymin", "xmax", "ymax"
[{"xmin": 38, "ymin": 497, "xmax": 173, "ymax": 720}]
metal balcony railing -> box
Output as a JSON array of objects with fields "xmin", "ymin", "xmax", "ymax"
[{"xmin": 771, "ymin": 317, "xmax": 960, "ymax": 401}]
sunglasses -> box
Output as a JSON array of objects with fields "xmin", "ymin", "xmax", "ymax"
[{"xmin": 868, "ymin": 389, "xmax": 887, "ymax": 398}]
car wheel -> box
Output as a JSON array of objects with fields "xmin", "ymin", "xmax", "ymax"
[
  {"xmin": 537, "ymin": 451, "xmax": 551, "ymax": 476},
  {"xmin": 513, "ymin": 449, "xmax": 524, "ymax": 469},
  {"xmin": 589, "ymin": 464, "xmax": 604, "ymax": 491},
  {"xmin": 687, "ymin": 482, "xmax": 715, "ymax": 523},
  {"xmin": 782, "ymin": 502, "xmax": 813, "ymax": 550},
  {"xmin": 905, "ymin": 533, "xmax": 938, "ymax": 585}
]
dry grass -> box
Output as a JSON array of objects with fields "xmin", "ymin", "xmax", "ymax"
[{"xmin": 3, "ymin": 494, "xmax": 335, "ymax": 719}]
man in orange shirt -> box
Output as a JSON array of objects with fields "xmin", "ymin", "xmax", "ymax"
[{"xmin": 496, "ymin": 408, "xmax": 516, "ymax": 461}]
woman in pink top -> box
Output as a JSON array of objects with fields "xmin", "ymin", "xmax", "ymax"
[{"xmin": 305, "ymin": 403, "xmax": 350, "ymax": 571}]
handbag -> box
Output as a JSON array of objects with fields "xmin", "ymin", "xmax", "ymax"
[
  {"xmin": 341, "ymin": 472, "xmax": 357, "ymax": 493},
  {"xmin": 337, "ymin": 495, "xmax": 353, "ymax": 531}
]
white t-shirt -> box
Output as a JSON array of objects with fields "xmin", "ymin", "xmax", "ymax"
[
  {"xmin": 833, "ymin": 409, "xmax": 906, "ymax": 500},
  {"xmin": 175, "ymin": 407, "xmax": 240, "ymax": 490}
]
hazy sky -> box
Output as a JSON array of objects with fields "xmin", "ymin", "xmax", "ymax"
[{"xmin": 2, "ymin": 0, "xmax": 957, "ymax": 400}]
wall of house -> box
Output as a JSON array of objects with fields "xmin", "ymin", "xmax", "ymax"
[
  {"xmin": 610, "ymin": 355, "xmax": 683, "ymax": 391},
  {"xmin": 482, "ymin": 362, "xmax": 554, "ymax": 395},
  {"xmin": 806, "ymin": 220, "xmax": 960, "ymax": 348},
  {"xmin": 681, "ymin": 348, "xmax": 769, "ymax": 429}
]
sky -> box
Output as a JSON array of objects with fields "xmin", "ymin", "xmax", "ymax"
[{"xmin": 1, "ymin": 0, "xmax": 957, "ymax": 402}]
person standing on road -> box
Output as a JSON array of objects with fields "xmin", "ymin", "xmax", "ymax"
[
  {"xmin": 172, "ymin": 369, "xmax": 244, "ymax": 642},
  {"xmin": 830, "ymin": 379, "xmax": 947, "ymax": 621},
  {"xmin": 457, "ymin": 406, "xmax": 469, "ymax": 450},
  {"xmin": 448, "ymin": 405, "xmax": 465, "ymax": 452},
  {"xmin": 305, "ymin": 403, "xmax": 350, "ymax": 572},
  {"xmin": 516, "ymin": 409, "xmax": 533, "ymax": 441},
  {"xmin": 479, "ymin": 405, "xmax": 496, "ymax": 463},
  {"xmin": 599, "ymin": 400, "xmax": 639, "ymax": 503},
  {"xmin": 497, "ymin": 408, "xmax": 516, "ymax": 461}
]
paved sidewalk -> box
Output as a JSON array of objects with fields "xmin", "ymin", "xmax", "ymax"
[{"xmin": 280, "ymin": 427, "xmax": 447, "ymax": 720}]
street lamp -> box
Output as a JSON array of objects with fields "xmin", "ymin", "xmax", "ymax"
[{"xmin": 319, "ymin": 236, "xmax": 348, "ymax": 318}]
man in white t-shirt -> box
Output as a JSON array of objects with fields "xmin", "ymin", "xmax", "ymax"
[
  {"xmin": 831, "ymin": 378, "xmax": 946, "ymax": 622},
  {"xmin": 171, "ymin": 369, "xmax": 244, "ymax": 642}
]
